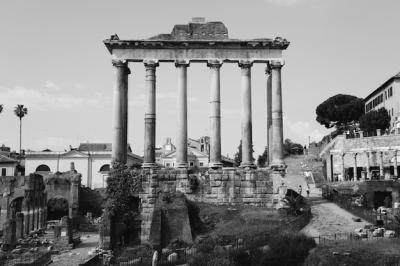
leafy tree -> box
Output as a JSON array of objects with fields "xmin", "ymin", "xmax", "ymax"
[
  {"xmin": 359, "ymin": 107, "xmax": 391, "ymax": 134},
  {"xmin": 234, "ymin": 140, "xmax": 242, "ymax": 167},
  {"xmin": 316, "ymin": 94, "xmax": 364, "ymax": 131},
  {"xmin": 14, "ymin": 105, "xmax": 28, "ymax": 158},
  {"xmin": 105, "ymin": 162, "xmax": 141, "ymax": 248},
  {"xmin": 257, "ymin": 147, "xmax": 269, "ymax": 167},
  {"xmin": 283, "ymin": 139, "xmax": 304, "ymax": 157}
]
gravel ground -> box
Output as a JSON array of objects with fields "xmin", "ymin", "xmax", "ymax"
[
  {"xmin": 49, "ymin": 233, "xmax": 99, "ymax": 266},
  {"xmin": 301, "ymin": 200, "xmax": 371, "ymax": 238},
  {"xmin": 284, "ymin": 155, "xmax": 371, "ymax": 238}
]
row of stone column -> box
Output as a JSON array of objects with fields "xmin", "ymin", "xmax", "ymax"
[
  {"xmin": 111, "ymin": 59, "xmax": 285, "ymax": 169},
  {"xmin": 341, "ymin": 150, "xmax": 399, "ymax": 180}
]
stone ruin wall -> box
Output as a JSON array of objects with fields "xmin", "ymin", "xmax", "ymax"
[{"xmin": 139, "ymin": 168, "xmax": 284, "ymax": 243}]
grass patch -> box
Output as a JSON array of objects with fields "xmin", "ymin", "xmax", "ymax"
[
  {"xmin": 190, "ymin": 231, "xmax": 316, "ymax": 266},
  {"xmin": 304, "ymin": 239, "xmax": 400, "ymax": 266}
]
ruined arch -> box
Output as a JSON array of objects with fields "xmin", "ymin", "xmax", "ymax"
[
  {"xmin": 47, "ymin": 197, "xmax": 69, "ymax": 220},
  {"xmin": 36, "ymin": 164, "xmax": 51, "ymax": 172}
]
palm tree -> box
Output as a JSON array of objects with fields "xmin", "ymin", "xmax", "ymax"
[{"xmin": 14, "ymin": 104, "xmax": 28, "ymax": 159}]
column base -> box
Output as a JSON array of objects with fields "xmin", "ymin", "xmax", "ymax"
[
  {"xmin": 142, "ymin": 163, "xmax": 158, "ymax": 169},
  {"xmin": 270, "ymin": 160, "xmax": 286, "ymax": 171},
  {"xmin": 209, "ymin": 161, "xmax": 223, "ymax": 169},
  {"xmin": 240, "ymin": 162, "xmax": 256, "ymax": 168},
  {"xmin": 176, "ymin": 162, "xmax": 188, "ymax": 168}
]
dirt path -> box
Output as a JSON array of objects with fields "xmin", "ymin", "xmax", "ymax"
[
  {"xmin": 49, "ymin": 233, "xmax": 99, "ymax": 266},
  {"xmin": 284, "ymin": 156, "xmax": 371, "ymax": 238},
  {"xmin": 301, "ymin": 198, "xmax": 370, "ymax": 238}
]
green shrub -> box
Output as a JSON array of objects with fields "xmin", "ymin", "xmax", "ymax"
[{"xmin": 258, "ymin": 232, "xmax": 316, "ymax": 266}]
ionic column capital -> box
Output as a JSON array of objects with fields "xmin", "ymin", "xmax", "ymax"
[
  {"xmin": 238, "ymin": 60, "xmax": 253, "ymax": 68},
  {"xmin": 269, "ymin": 59, "xmax": 285, "ymax": 69},
  {"xmin": 143, "ymin": 59, "xmax": 159, "ymax": 68},
  {"xmin": 112, "ymin": 59, "xmax": 131, "ymax": 74},
  {"xmin": 207, "ymin": 59, "xmax": 223, "ymax": 68},
  {"xmin": 265, "ymin": 65, "xmax": 272, "ymax": 75},
  {"xmin": 175, "ymin": 59, "xmax": 190, "ymax": 67}
]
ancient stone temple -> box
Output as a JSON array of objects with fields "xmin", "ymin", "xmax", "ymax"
[
  {"xmin": 0, "ymin": 174, "xmax": 47, "ymax": 248},
  {"xmin": 104, "ymin": 19, "xmax": 290, "ymax": 244}
]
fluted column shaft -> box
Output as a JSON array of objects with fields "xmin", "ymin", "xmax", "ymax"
[
  {"xmin": 239, "ymin": 61, "xmax": 255, "ymax": 167},
  {"xmin": 270, "ymin": 60, "xmax": 285, "ymax": 169},
  {"xmin": 111, "ymin": 60, "xmax": 130, "ymax": 164},
  {"xmin": 143, "ymin": 60, "xmax": 159, "ymax": 168},
  {"xmin": 208, "ymin": 60, "xmax": 223, "ymax": 168},
  {"xmin": 176, "ymin": 60, "xmax": 190, "ymax": 168},
  {"xmin": 266, "ymin": 67, "xmax": 273, "ymax": 166}
]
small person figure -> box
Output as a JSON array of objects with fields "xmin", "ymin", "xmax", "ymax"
[
  {"xmin": 306, "ymin": 187, "xmax": 310, "ymax": 197},
  {"xmin": 298, "ymin": 185, "xmax": 302, "ymax": 196}
]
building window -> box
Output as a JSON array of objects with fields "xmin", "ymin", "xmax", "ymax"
[
  {"xmin": 200, "ymin": 162, "xmax": 204, "ymax": 166},
  {"xmin": 190, "ymin": 162, "xmax": 194, "ymax": 167},
  {"xmin": 392, "ymin": 108, "xmax": 394, "ymax": 116},
  {"xmin": 1, "ymin": 168, "xmax": 6, "ymax": 176},
  {"xmin": 389, "ymin": 87, "xmax": 393, "ymax": 97},
  {"xmin": 35, "ymin": 164, "xmax": 51, "ymax": 172},
  {"xmin": 385, "ymin": 91, "xmax": 387, "ymax": 99},
  {"xmin": 99, "ymin": 164, "xmax": 110, "ymax": 173},
  {"xmin": 166, "ymin": 163, "xmax": 170, "ymax": 167}
]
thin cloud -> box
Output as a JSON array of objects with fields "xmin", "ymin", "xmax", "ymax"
[
  {"xmin": 44, "ymin": 80, "xmax": 61, "ymax": 91},
  {"xmin": 267, "ymin": 0, "xmax": 308, "ymax": 6},
  {"xmin": 0, "ymin": 83, "xmax": 109, "ymax": 111},
  {"xmin": 284, "ymin": 116, "xmax": 325, "ymax": 144},
  {"xmin": 129, "ymin": 92, "xmax": 197, "ymax": 106}
]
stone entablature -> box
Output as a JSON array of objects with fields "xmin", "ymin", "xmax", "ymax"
[{"xmin": 104, "ymin": 37, "xmax": 289, "ymax": 63}]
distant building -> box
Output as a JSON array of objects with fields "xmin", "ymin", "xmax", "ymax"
[
  {"xmin": 0, "ymin": 154, "xmax": 18, "ymax": 176},
  {"xmin": 364, "ymin": 72, "xmax": 400, "ymax": 131},
  {"xmin": 320, "ymin": 132, "xmax": 400, "ymax": 182},
  {"xmin": 157, "ymin": 137, "xmax": 234, "ymax": 168},
  {"xmin": 25, "ymin": 143, "xmax": 142, "ymax": 189}
]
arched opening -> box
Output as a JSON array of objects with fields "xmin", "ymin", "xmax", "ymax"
[
  {"xmin": 99, "ymin": 164, "xmax": 110, "ymax": 173},
  {"xmin": 36, "ymin": 164, "xmax": 51, "ymax": 172},
  {"xmin": 47, "ymin": 197, "xmax": 69, "ymax": 221},
  {"xmin": 99, "ymin": 164, "xmax": 110, "ymax": 188}
]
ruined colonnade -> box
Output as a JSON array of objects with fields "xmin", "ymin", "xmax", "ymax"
[
  {"xmin": 338, "ymin": 150, "xmax": 400, "ymax": 181},
  {"xmin": 111, "ymin": 59, "xmax": 285, "ymax": 169},
  {"xmin": 104, "ymin": 21, "xmax": 289, "ymax": 170}
]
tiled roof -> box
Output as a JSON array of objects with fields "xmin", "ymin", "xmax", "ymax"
[
  {"xmin": 78, "ymin": 143, "xmax": 112, "ymax": 152},
  {"xmin": 0, "ymin": 154, "xmax": 17, "ymax": 163}
]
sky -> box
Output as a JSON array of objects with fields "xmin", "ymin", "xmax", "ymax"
[{"xmin": 1, "ymin": 0, "xmax": 400, "ymax": 158}]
